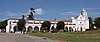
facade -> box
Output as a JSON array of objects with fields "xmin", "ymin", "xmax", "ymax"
[{"xmin": 6, "ymin": 9, "xmax": 89, "ymax": 33}]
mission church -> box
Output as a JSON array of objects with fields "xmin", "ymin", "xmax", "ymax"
[{"xmin": 6, "ymin": 8, "xmax": 89, "ymax": 33}]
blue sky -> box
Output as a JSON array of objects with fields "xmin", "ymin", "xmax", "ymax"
[{"xmin": 0, "ymin": 0, "xmax": 100, "ymax": 21}]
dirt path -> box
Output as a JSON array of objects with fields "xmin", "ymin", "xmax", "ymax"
[{"xmin": 0, "ymin": 33, "xmax": 57, "ymax": 42}]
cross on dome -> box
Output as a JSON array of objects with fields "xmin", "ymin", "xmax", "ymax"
[{"xmin": 82, "ymin": 8, "xmax": 86, "ymax": 11}]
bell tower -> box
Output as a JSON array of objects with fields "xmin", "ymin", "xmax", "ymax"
[{"xmin": 80, "ymin": 8, "xmax": 88, "ymax": 20}]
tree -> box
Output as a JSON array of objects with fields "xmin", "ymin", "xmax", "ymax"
[
  {"xmin": 27, "ymin": 8, "xmax": 35, "ymax": 20},
  {"xmin": 0, "ymin": 22, "xmax": 2, "ymax": 28},
  {"xmin": 2, "ymin": 20, "xmax": 7, "ymax": 27},
  {"xmin": 0, "ymin": 20, "xmax": 7, "ymax": 32},
  {"xmin": 17, "ymin": 15, "xmax": 26, "ymax": 33},
  {"xmin": 56, "ymin": 21, "xmax": 65, "ymax": 32},
  {"xmin": 41, "ymin": 21, "xmax": 51, "ymax": 32},
  {"xmin": 88, "ymin": 17, "xmax": 93, "ymax": 30},
  {"xmin": 94, "ymin": 17, "xmax": 100, "ymax": 28}
]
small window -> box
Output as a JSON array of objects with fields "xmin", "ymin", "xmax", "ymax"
[
  {"xmin": 81, "ymin": 12, "xmax": 83, "ymax": 15},
  {"xmin": 80, "ymin": 22, "xmax": 82, "ymax": 23}
]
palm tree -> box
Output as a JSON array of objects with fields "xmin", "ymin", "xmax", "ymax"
[{"xmin": 27, "ymin": 8, "xmax": 36, "ymax": 20}]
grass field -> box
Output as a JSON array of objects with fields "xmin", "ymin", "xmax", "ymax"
[{"xmin": 28, "ymin": 30, "xmax": 100, "ymax": 42}]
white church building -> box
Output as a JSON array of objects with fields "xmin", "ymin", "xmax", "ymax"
[{"xmin": 6, "ymin": 9, "xmax": 89, "ymax": 33}]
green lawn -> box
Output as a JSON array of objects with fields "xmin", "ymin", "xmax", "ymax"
[{"xmin": 28, "ymin": 30, "xmax": 100, "ymax": 42}]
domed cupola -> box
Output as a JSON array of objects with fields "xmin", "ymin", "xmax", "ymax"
[
  {"xmin": 79, "ymin": 8, "xmax": 88, "ymax": 20},
  {"xmin": 80, "ymin": 8, "xmax": 87, "ymax": 16}
]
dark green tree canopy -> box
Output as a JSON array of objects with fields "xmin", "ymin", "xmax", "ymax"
[
  {"xmin": 94, "ymin": 17, "xmax": 100, "ymax": 28},
  {"xmin": 17, "ymin": 15, "xmax": 26, "ymax": 30},
  {"xmin": 56, "ymin": 21, "xmax": 65, "ymax": 31},
  {"xmin": 30, "ymin": 8, "xmax": 35, "ymax": 13},
  {"xmin": 0, "ymin": 20, "xmax": 7, "ymax": 29},
  {"xmin": 17, "ymin": 19, "xmax": 26, "ymax": 28},
  {"xmin": 41, "ymin": 21, "xmax": 51, "ymax": 28},
  {"xmin": 88, "ymin": 17, "xmax": 93, "ymax": 30},
  {"xmin": 57, "ymin": 21, "xmax": 65, "ymax": 28},
  {"xmin": 41, "ymin": 21, "xmax": 51, "ymax": 32},
  {"xmin": 27, "ymin": 8, "xmax": 35, "ymax": 20}
]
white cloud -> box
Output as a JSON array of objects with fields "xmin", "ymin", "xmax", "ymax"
[
  {"xmin": 63, "ymin": 11, "xmax": 78, "ymax": 16},
  {"xmin": 66, "ymin": 11, "xmax": 73, "ymax": 14},
  {"xmin": 34, "ymin": 8, "xmax": 44, "ymax": 15}
]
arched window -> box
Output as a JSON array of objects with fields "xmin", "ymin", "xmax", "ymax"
[
  {"xmin": 13, "ymin": 26, "xmax": 18, "ymax": 33},
  {"xmin": 34, "ymin": 26, "xmax": 39, "ymax": 32},
  {"xmin": 27, "ymin": 26, "xmax": 33, "ymax": 32},
  {"xmin": 64, "ymin": 26, "xmax": 68, "ymax": 32},
  {"xmin": 81, "ymin": 27, "xmax": 82, "ymax": 31},
  {"xmin": 69, "ymin": 27, "xmax": 73, "ymax": 32}
]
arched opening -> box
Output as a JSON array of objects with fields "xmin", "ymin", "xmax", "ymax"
[
  {"xmin": 64, "ymin": 26, "xmax": 68, "ymax": 32},
  {"xmin": 51, "ymin": 26, "xmax": 56, "ymax": 32},
  {"xmin": 69, "ymin": 27, "xmax": 73, "ymax": 32},
  {"xmin": 34, "ymin": 26, "xmax": 39, "ymax": 32},
  {"xmin": 13, "ymin": 26, "xmax": 18, "ymax": 33},
  {"xmin": 22, "ymin": 27, "xmax": 26, "ymax": 34},
  {"xmin": 81, "ymin": 27, "xmax": 82, "ymax": 31},
  {"xmin": 27, "ymin": 26, "xmax": 33, "ymax": 32}
]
